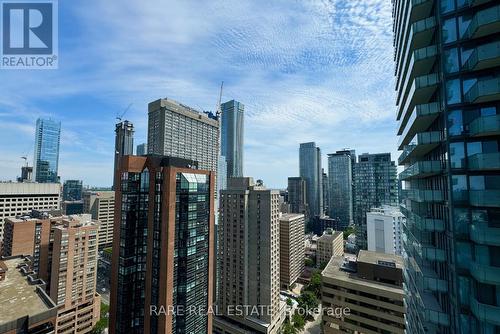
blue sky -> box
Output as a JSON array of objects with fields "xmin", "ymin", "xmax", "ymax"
[{"xmin": 0, "ymin": 0, "xmax": 397, "ymax": 188}]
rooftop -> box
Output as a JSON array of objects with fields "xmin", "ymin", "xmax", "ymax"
[
  {"xmin": 0, "ymin": 257, "xmax": 56, "ymax": 324},
  {"xmin": 318, "ymin": 230, "xmax": 343, "ymax": 242},
  {"xmin": 280, "ymin": 213, "xmax": 305, "ymax": 221},
  {"xmin": 357, "ymin": 250, "xmax": 404, "ymax": 269}
]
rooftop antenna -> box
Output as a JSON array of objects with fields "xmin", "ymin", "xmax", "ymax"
[
  {"xmin": 116, "ymin": 103, "xmax": 133, "ymax": 122},
  {"xmin": 216, "ymin": 81, "xmax": 224, "ymax": 118}
]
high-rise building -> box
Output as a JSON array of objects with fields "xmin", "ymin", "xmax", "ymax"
[
  {"xmin": 220, "ymin": 100, "xmax": 244, "ymax": 178},
  {"xmin": 287, "ymin": 177, "xmax": 308, "ymax": 218},
  {"xmin": 33, "ymin": 118, "xmax": 61, "ymax": 183},
  {"xmin": 279, "ymin": 213, "xmax": 305, "ymax": 290},
  {"xmin": 113, "ymin": 120, "xmax": 134, "ymax": 189},
  {"xmin": 110, "ymin": 155, "xmax": 215, "ymax": 334},
  {"xmin": 147, "ymin": 98, "xmax": 219, "ymax": 174},
  {"xmin": 214, "ymin": 177, "xmax": 286, "ymax": 334},
  {"xmin": 63, "ymin": 180, "xmax": 83, "ymax": 201},
  {"xmin": 0, "ymin": 256, "xmax": 58, "ymax": 334},
  {"xmin": 317, "ymin": 229, "xmax": 343, "ymax": 265},
  {"xmin": 393, "ymin": 1, "xmax": 500, "ymax": 333},
  {"xmin": 328, "ymin": 150, "xmax": 353, "ymax": 226},
  {"xmin": 83, "ymin": 190, "xmax": 115, "ymax": 249},
  {"xmin": 136, "ymin": 142, "xmax": 147, "ymax": 155},
  {"xmin": 366, "ymin": 206, "xmax": 404, "ymax": 255},
  {"xmin": 48, "ymin": 215, "xmax": 101, "ymax": 333},
  {"xmin": 322, "ymin": 169, "xmax": 329, "ymax": 215},
  {"xmin": 0, "ymin": 182, "xmax": 60, "ymax": 241},
  {"xmin": 321, "ymin": 250, "xmax": 405, "ymax": 333},
  {"xmin": 354, "ymin": 153, "xmax": 398, "ymax": 250},
  {"xmin": 17, "ymin": 165, "xmax": 33, "ymax": 182},
  {"xmin": 299, "ymin": 142, "xmax": 323, "ymax": 217}
]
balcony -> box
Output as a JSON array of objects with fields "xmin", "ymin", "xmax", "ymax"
[
  {"xmin": 398, "ymin": 131, "xmax": 441, "ymax": 165},
  {"xmin": 400, "ymin": 206, "xmax": 445, "ymax": 232},
  {"xmin": 462, "ymin": 41, "xmax": 500, "ymax": 71},
  {"xmin": 465, "ymin": 0, "xmax": 495, "ymax": 7},
  {"xmin": 470, "ymin": 297, "xmax": 500, "ymax": 326},
  {"xmin": 469, "ymin": 114, "xmax": 500, "ymax": 137},
  {"xmin": 398, "ymin": 102, "xmax": 440, "ymax": 141},
  {"xmin": 403, "ymin": 189, "xmax": 444, "ymax": 203},
  {"xmin": 465, "ymin": 77, "xmax": 500, "ymax": 104},
  {"xmin": 468, "ymin": 152, "xmax": 500, "ymax": 171},
  {"xmin": 470, "ymin": 190, "xmax": 500, "ymax": 208},
  {"xmin": 397, "ymin": 73, "xmax": 439, "ymax": 121},
  {"xmin": 422, "ymin": 245, "xmax": 446, "ymax": 262},
  {"xmin": 422, "ymin": 267, "xmax": 448, "ymax": 292},
  {"xmin": 463, "ymin": 5, "xmax": 500, "ymax": 40},
  {"xmin": 396, "ymin": 45, "xmax": 438, "ymax": 110},
  {"xmin": 399, "ymin": 161, "xmax": 443, "ymax": 180},
  {"xmin": 471, "ymin": 261, "xmax": 500, "ymax": 285},
  {"xmin": 470, "ymin": 223, "xmax": 500, "ymax": 246},
  {"xmin": 421, "ymin": 292, "xmax": 450, "ymax": 326}
]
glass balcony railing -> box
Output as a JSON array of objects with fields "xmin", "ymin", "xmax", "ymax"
[
  {"xmin": 398, "ymin": 131, "xmax": 441, "ymax": 165},
  {"xmin": 398, "ymin": 100, "xmax": 440, "ymax": 138},
  {"xmin": 402, "ymin": 189, "xmax": 444, "ymax": 203},
  {"xmin": 470, "ymin": 223, "xmax": 500, "ymax": 246},
  {"xmin": 469, "ymin": 114, "xmax": 500, "ymax": 137},
  {"xmin": 399, "ymin": 160, "xmax": 443, "ymax": 180},
  {"xmin": 470, "ymin": 262, "xmax": 500, "ymax": 285},
  {"xmin": 470, "ymin": 190, "xmax": 500, "ymax": 208},
  {"xmin": 402, "ymin": 206, "xmax": 445, "ymax": 232},
  {"xmin": 422, "ymin": 292, "xmax": 450, "ymax": 326},
  {"xmin": 465, "ymin": 77, "xmax": 500, "ymax": 103},
  {"xmin": 462, "ymin": 41, "xmax": 500, "ymax": 71},
  {"xmin": 463, "ymin": 5, "xmax": 500, "ymax": 40},
  {"xmin": 468, "ymin": 152, "xmax": 500, "ymax": 170},
  {"xmin": 470, "ymin": 297, "xmax": 500, "ymax": 326}
]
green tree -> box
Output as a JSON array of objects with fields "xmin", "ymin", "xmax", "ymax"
[
  {"xmin": 91, "ymin": 303, "xmax": 109, "ymax": 334},
  {"xmin": 297, "ymin": 290, "xmax": 318, "ymax": 313},
  {"xmin": 305, "ymin": 258, "xmax": 314, "ymax": 267},
  {"xmin": 286, "ymin": 297, "xmax": 293, "ymax": 307},
  {"xmin": 304, "ymin": 271, "xmax": 322, "ymax": 298},
  {"xmin": 281, "ymin": 322, "xmax": 298, "ymax": 334},
  {"xmin": 292, "ymin": 313, "xmax": 305, "ymax": 330},
  {"xmin": 343, "ymin": 226, "xmax": 356, "ymax": 240}
]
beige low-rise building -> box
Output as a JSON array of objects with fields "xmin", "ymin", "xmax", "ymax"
[
  {"xmin": 83, "ymin": 191, "xmax": 115, "ymax": 249},
  {"xmin": 317, "ymin": 229, "xmax": 343, "ymax": 265},
  {"xmin": 321, "ymin": 250, "xmax": 405, "ymax": 334},
  {"xmin": 0, "ymin": 256, "xmax": 58, "ymax": 334},
  {"xmin": 279, "ymin": 213, "xmax": 305, "ymax": 289}
]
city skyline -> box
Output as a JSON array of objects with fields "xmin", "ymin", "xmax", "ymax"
[{"xmin": 0, "ymin": 0, "xmax": 397, "ymax": 188}]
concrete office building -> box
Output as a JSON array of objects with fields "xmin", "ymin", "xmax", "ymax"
[
  {"xmin": 354, "ymin": 153, "xmax": 398, "ymax": 250},
  {"xmin": 113, "ymin": 120, "xmax": 134, "ymax": 189},
  {"xmin": 299, "ymin": 142, "xmax": 323, "ymax": 217},
  {"xmin": 220, "ymin": 100, "xmax": 244, "ymax": 178},
  {"xmin": 367, "ymin": 206, "xmax": 404, "ymax": 255},
  {"xmin": 110, "ymin": 155, "xmax": 215, "ymax": 334},
  {"xmin": 328, "ymin": 151, "xmax": 354, "ymax": 226},
  {"xmin": 0, "ymin": 256, "xmax": 58, "ymax": 334},
  {"xmin": 0, "ymin": 182, "xmax": 60, "ymax": 241},
  {"xmin": 393, "ymin": 1, "xmax": 500, "ymax": 332},
  {"xmin": 321, "ymin": 250, "xmax": 405, "ymax": 333},
  {"xmin": 287, "ymin": 177, "xmax": 308, "ymax": 218},
  {"xmin": 62, "ymin": 180, "xmax": 83, "ymax": 201},
  {"xmin": 33, "ymin": 118, "xmax": 61, "ymax": 183},
  {"xmin": 317, "ymin": 229, "xmax": 343, "ymax": 265},
  {"xmin": 147, "ymin": 98, "xmax": 219, "ymax": 174},
  {"xmin": 214, "ymin": 177, "xmax": 285, "ymax": 334},
  {"xmin": 136, "ymin": 143, "xmax": 147, "ymax": 155},
  {"xmin": 17, "ymin": 166, "xmax": 33, "ymax": 182},
  {"xmin": 279, "ymin": 213, "xmax": 305, "ymax": 290},
  {"xmin": 83, "ymin": 190, "xmax": 115, "ymax": 249}
]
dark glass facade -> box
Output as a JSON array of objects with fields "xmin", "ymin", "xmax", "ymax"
[
  {"xmin": 33, "ymin": 118, "xmax": 61, "ymax": 183},
  {"xmin": 393, "ymin": 0, "xmax": 500, "ymax": 333}
]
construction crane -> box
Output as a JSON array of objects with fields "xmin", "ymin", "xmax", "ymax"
[
  {"xmin": 116, "ymin": 103, "xmax": 133, "ymax": 122},
  {"xmin": 21, "ymin": 156, "xmax": 28, "ymax": 167}
]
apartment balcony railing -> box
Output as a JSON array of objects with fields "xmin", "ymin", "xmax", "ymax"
[
  {"xmin": 468, "ymin": 152, "xmax": 500, "ymax": 171},
  {"xmin": 463, "ymin": 5, "xmax": 500, "ymax": 40},
  {"xmin": 398, "ymin": 131, "xmax": 441, "ymax": 165},
  {"xmin": 397, "ymin": 73, "xmax": 439, "ymax": 121},
  {"xmin": 465, "ymin": 77, "xmax": 500, "ymax": 104},
  {"xmin": 421, "ymin": 244, "xmax": 446, "ymax": 262},
  {"xmin": 470, "ymin": 223, "xmax": 500, "ymax": 246},
  {"xmin": 465, "ymin": 0, "xmax": 495, "ymax": 7},
  {"xmin": 421, "ymin": 292, "xmax": 450, "ymax": 326},
  {"xmin": 470, "ymin": 297, "xmax": 500, "ymax": 326},
  {"xmin": 462, "ymin": 41, "xmax": 500, "ymax": 71},
  {"xmin": 402, "ymin": 207, "xmax": 445, "ymax": 232},
  {"xmin": 469, "ymin": 114, "xmax": 500, "ymax": 137},
  {"xmin": 399, "ymin": 160, "xmax": 443, "ymax": 180},
  {"xmin": 403, "ymin": 189, "xmax": 444, "ymax": 203},
  {"xmin": 422, "ymin": 267, "xmax": 448, "ymax": 293},
  {"xmin": 470, "ymin": 190, "xmax": 500, "ymax": 208},
  {"xmin": 396, "ymin": 45, "xmax": 438, "ymax": 107}
]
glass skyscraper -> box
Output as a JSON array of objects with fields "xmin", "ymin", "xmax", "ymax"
[
  {"xmin": 113, "ymin": 120, "xmax": 134, "ymax": 189},
  {"xmin": 328, "ymin": 150, "xmax": 354, "ymax": 226},
  {"xmin": 299, "ymin": 142, "xmax": 323, "ymax": 217},
  {"xmin": 393, "ymin": 0, "xmax": 500, "ymax": 333},
  {"xmin": 33, "ymin": 118, "xmax": 61, "ymax": 183},
  {"xmin": 354, "ymin": 153, "xmax": 398, "ymax": 250},
  {"xmin": 220, "ymin": 100, "xmax": 244, "ymax": 180}
]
